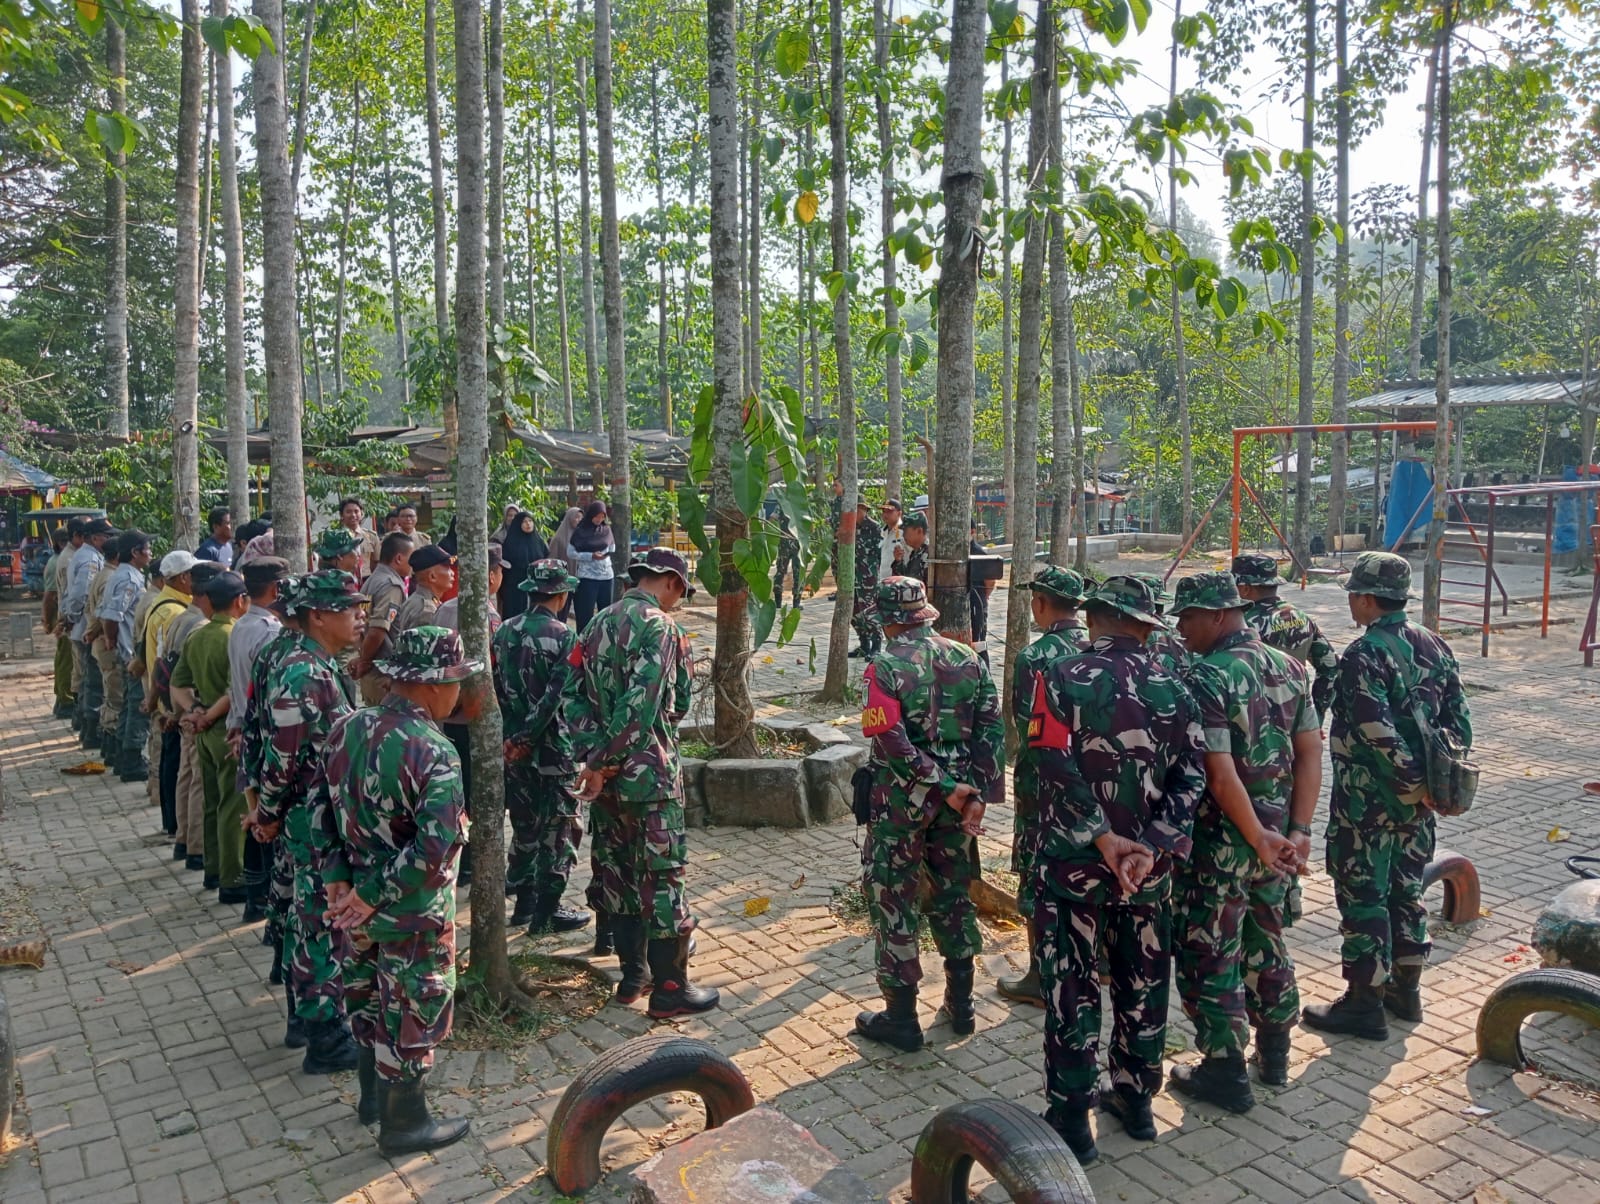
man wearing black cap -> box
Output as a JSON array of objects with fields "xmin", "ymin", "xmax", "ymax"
[
  {"xmin": 353, "ymin": 532, "xmax": 414, "ymax": 705},
  {"xmin": 229, "ymin": 557, "xmax": 289, "ymax": 923},
  {"xmin": 394, "ymin": 544, "xmax": 453, "ymax": 635}
]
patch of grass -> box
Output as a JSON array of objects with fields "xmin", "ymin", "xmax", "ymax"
[
  {"xmin": 447, "ymin": 953, "xmax": 611, "ymax": 1052},
  {"xmin": 684, "ymin": 727, "xmax": 812, "ymax": 762},
  {"xmin": 682, "ymin": 739, "xmax": 715, "ymax": 761}
]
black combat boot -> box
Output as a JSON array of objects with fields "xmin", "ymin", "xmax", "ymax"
[
  {"xmin": 302, "ymin": 1016, "xmax": 361, "ymax": 1075},
  {"xmin": 528, "ymin": 893, "xmax": 590, "ymax": 935},
  {"xmin": 172, "ymin": 842, "xmax": 187, "ymax": 862},
  {"xmin": 268, "ymin": 938, "xmax": 285, "ymax": 986},
  {"xmin": 283, "ymin": 984, "xmax": 307, "ymax": 1049},
  {"xmin": 99, "ymin": 730, "xmax": 120, "ymax": 769},
  {"xmin": 456, "ymin": 843, "xmax": 473, "ymax": 888},
  {"xmin": 1170, "ymin": 1052, "xmax": 1255, "ymax": 1114},
  {"xmin": 203, "ymin": 874, "xmax": 220, "ymax": 890},
  {"xmin": 378, "ymin": 1072, "xmax": 470, "ymax": 1156},
  {"xmin": 217, "ymin": 885, "xmax": 248, "ymax": 905},
  {"xmin": 509, "ymin": 886, "xmax": 537, "ymax": 927},
  {"xmin": 590, "ymin": 909, "xmax": 615, "ymax": 958},
  {"xmin": 854, "ymin": 985, "xmax": 923, "ymax": 1052},
  {"xmin": 53, "ymin": 701, "xmax": 72, "ymax": 720},
  {"xmin": 1384, "ymin": 965, "xmax": 1424, "ymax": 1023},
  {"xmin": 1302, "ymin": 984, "xmax": 1389, "ymax": 1040},
  {"xmin": 242, "ymin": 879, "xmax": 267, "ymax": 924},
  {"xmin": 997, "ymin": 929, "xmax": 1045, "ymax": 1008},
  {"xmin": 942, "ymin": 957, "xmax": 976, "ymax": 1036},
  {"xmin": 1255, "ymin": 1026, "xmax": 1292, "ymax": 1086},
  {"xmin": 646, "ymin": 935, "xmax": 721, "ymax": 1018},
  {"xmin": 1098, "ymin": 1083, "xmax": 1157, "ymax": 1141},
  {"xmin": 356, "ymin": 1046, "xmax": 382, "ymax": 1125},
  {"xmin": 118, "ymin": 746, "xmax": 148, "ymax": 783},
  {"xmin": 1043, "ymin": 1105, "xmax": 1097, "ymax": 1165},
  {"xmin": 610, "ymin": 916, "xmax": 650, "ymax": 1004},
  {"xmin": 80, "ymin": 713, "xmax": 100, "ymax": 750}
]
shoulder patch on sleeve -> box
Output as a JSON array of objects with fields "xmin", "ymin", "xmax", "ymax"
[
  {"xmin": 568, "ymin": 641, "xmax": 584, "ymax": 668},
  {"xmin": 1026, "ymin": 672, "xmax": 1071, "ymax": 750},
  {"xmin": 860, "ymin": 664, "xmax": 902, "ymax": 737}
]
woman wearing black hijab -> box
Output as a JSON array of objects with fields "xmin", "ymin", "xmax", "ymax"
[
  {"xmin": 569, "ymin": 500, "xmax": 616, "ymax": 629},
  {"xmin": 497, "ymin": 510, "xmax": 548, "ymax": 620}
]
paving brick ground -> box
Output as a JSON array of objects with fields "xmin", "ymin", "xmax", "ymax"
[{"xmin": 2, "ymin": 566, "xmax": 1600, "ymax": 1203}]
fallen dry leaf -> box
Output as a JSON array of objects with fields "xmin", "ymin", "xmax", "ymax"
[
  {"xmin": 790, "ymin": 874, "xmax": 807, "ymax": 889},
  {"xmin": 61, "ymin": 761, "xmax": 107, "ymax": 776},
  {"xmin": 106, "ymin": 959, "xmax": 145, "ymax": 975},
  {"xmin": 1548, "ymin": 826, "xmax": 1572, "ymax": 843},
  {"xmin": 0, "ymin": 940, "xmax": 47, "ymax": 969},
  {"xmin": 744, "ymin": 897, "xmax": 771, "ymax": 918},
  {"xmin": 701, "ymin": 852, "xmax": 723, "ymax": 862}
]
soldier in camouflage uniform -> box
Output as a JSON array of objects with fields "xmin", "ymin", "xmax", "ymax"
[
  {"xmin": 1168, "ymin": 573, "xmax": 1323, "ymax": 1113},
  {"xmin": 249, "ymin": 571, "xmax": 369, "ymax": 1075},
  {"xmin": 568, "ymin": 547, "xmax": 715, "ymax": 1017},
  {"xmin": 998, "ymin": 566, "xmax": 1090, "ymax": 1007},
  {"xmin": 855, "ymin": 576, "xmax": 1004, "ymax": 1052},
  {"xmin": 1026, "ymin": 575, "xmax": 1207, "ymax": 1163},
  {"xmin": 494, "ymin": 559, "xmax": 589, "ymax": 935},
  {"xmin": 1304, "ymin": 552, "xmax": 1470, "ymax": 1039},
  {"xmin": 850, "ymin": 500, "xmax": 884, "ymax": 659},
  {"xmin": 890, "ymin": 511, "xmax": 929, "ymax": 584},
  {"xmin": 1132, "ymin": 571, "xmax": 1189, "ymax": 675},
  {"xmin": 323, "ymin": 626, "xmax": 479, "ymax": 1155},
  {"xmin": 772, "ymin": 510, "xmax": 803, "ymax": 608},
  {"xmin": 314, "ymin": 525, "xmax": 365, "ymax": 576},
  {"xmin": 1232, "ymin": 553, "xmax": 1339, "ymax": 722}
]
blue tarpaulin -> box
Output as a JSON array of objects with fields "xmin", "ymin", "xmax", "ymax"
[
  {"xmin": 1555, "ymin": 466, "xmax": 1581, "ymax": 554},
  {"xmin": 1384, "ymin": 458, "xmax": 1433, "ymax": 548}
]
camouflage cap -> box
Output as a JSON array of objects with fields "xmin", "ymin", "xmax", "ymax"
[
  {"xmin": 374, "ymin": 625, "xmax": 485, "ymax": 684},
  {"xmin": 519, "ymin": 557, "xmax": 580, "ymax": 595},
  {"xmin": 627, "ymin": 546, "xmax": 696, "ymax": 596},
  {"xmin": 314, "ymin": 526, "xmax": 363, "ymax": 560},
  {"xmin": 1231, "ymin": 552, "xmax": 1283, "ymax": 587},
  {"xmin": 1131, "ymin": 572, "xmax": 1173, "ymax": 609},
  {"xmin": 1173, "ymin": 571, "xmax": 1247, "ymax": 613},
  {"xmin": 1343, "ymin": 550, "xmax": 1413, "ymax": 601},
  {"xmin": 874, "ymin": 574, "xmax": 940, "ymax": 626},
  {"xmin": 902, "ymin": 510, "xmax": 928, "ymax": 531},
  {"xmin": 1023, "ymin": 565, "xmax": 1086, "ymax": 605},
  {"xmin": 1086, "ymin": 574, "xmax": 1165, "ymax": 627},
  {"xmin": 285, "ymin": 569, "xmax": 370, "ymax": 615}
]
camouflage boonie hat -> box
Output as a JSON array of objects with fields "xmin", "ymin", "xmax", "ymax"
[
  {"xmin": 874, "ymin": 574, "xmax": 940, "ymax": 625},
  {"xmin": 519, "ymin": 557, "xmax": 580, "ymax": 595},
  {"xmin": 1343, "ymin": 550, "xmax": 1413, "ymax": 601},
  {"xmin": 1023, "ymin": 565, "xmax": 1086, "ymax": 605},
  {"xmin": 627, "ymin": 546, "xmax": 696, "ymax": 596},
  {"xmin": 902, "ymin": 511, "xmax": 928, "ymax": 531},
  {"xmin": 1086, "ymin": 575, "xmax": 1165, "ymax": 627},
  {"xmin": 1231, "ymin": 553, "xmax": 1283, "ymax": 586},
  {"xmin": 1173, "ymin": 571, "xmax": 1247, "ymax": 613},
  {"xmin": 285, "ymin": 569, "xmax": 370, "ymax": 615},
  {"xmin": 375, "ymin": 625, "xmax": 485, "ymax": 684},
  {"xmin": 1131, "ymin": 572, "xmax": 1173, "ymax": 610},
  {"xmin": 314, "ymin": 526, "xmax": 363, "ymax": 560}
]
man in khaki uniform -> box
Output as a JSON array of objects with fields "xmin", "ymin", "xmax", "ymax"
[
  {"xmin": 164, "ymin": 562, "xmax": 221, "ymax": 872},
  {"xmin": 393, "ymin": 544, "xmax": 453, "ymax": 634},
  {"xmin": 338, "ymin": 497, "xmax": 382, "ymax": 577},
  {"xmin": 87, "ymin": 540, "xmax": 123, "ymax": 765},
  {"xmin": 353, "ymin": 532, "xmax": 413, "ymax": 705}
]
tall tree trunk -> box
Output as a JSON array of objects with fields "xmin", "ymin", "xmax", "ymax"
[
  {"xmin": 1070, "ymin": 290, "xmax": 1087, "ymax": 571},
  {"xmin": 1001, "ymin": 0, "xmax": 1050, "ymax": 723},
  {"xmin": 1327, "ymin": 0, "xmax": 1351, "ymax": 548},
  {"xmin": 105, "ymin": 18, "xmax": 129, "ymax": 439},
  {"xmin": 746, "ymin": 6, "xmax": 763, "ymax": 401},
  {"xmin": 650, "ymin": 56, "xmax": 672, "ymax": 428},
  {"xmin": 819, "ymin": 0, "xmax": 857, "ymax": 702},
  {"xmin": 1169, "ymin": 0, "xmax": 1192, "ymax": 539},
  {"xmin": 1407, "ymin": 35, "xmax": 1441, "ymax": 379},
  {"xmin": 999, "ymin": 50, "xmax": 1013, "ymax": 541},
  {"xmin": 426, "ymin": 0, "xmax": 458, "ymax": 451},
  {"xmin": 214, "ymin": 0, "xmax": 250, "ymax": 520},
  {"xmin": 929, "ymin": 0, "xmax": 987, "ymax": 639},
  {"xmin": 332, "ymin": 11, "xmax": 362, "ymax": 401},
  {"xmin": 595, "ymin": 0, "xmax": 631, "ymax": 573},
  {"xmin": 546, "ymin": 20, "xmax": 575, "ymax": 428},
  {"xmin": 288, "ymin": 0, "xmax": 315, "ymax": 198},
  {"xmin": 487, "ymin": 0, "xmax": 507, "ymax": 452},
  {"xmin": 707, "ymin": 0, "xmax": 758, "ymax": 757},
  {"xmin": 875, "ymin": 0, "xmax": 904, "ymax": 504},
  {"xmin": 1292, "ymin": 0, "xmax": 1317, "ymax": 564},
  {"xmin": 198, "ymin": 56, "xmax": 214, "ymax": 294},
  {"xmin": 382, "ymin": 124, "xmax": 411, "ymax": 410},
  {"xmin": 576, "ymin": 0, "xmax": 603, "ymax": 433},
  {"xmin": 1423, "ymin": 9, "xmax": 1454, "ymax": 629},
  {"xmin": 254, "ymin": 0, "xmax": 308, "ymax": 568},
  {"xmin": 805, "ymin": 121, "xmax": 820, "ymax": 422},
  {"xmin": 173, "ymin": 0, "xmax": 204, "ymax": 549},
  {"xmin": 1047, "ymin": 66, "xmax": 1073, "ymax": 562}
]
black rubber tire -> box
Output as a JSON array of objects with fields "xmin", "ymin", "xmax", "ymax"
[
  {"xmin": 1423, "ymin": 850, "xmax": 1481, "ymax": 925},
  {"xmin": 545, "ymin": 1033, "xmax": 755, "ymax": 1195},
  {"xmin": 1476, "ymin": 967, "xmax": 1600, "ymax": 1069},
  {"xmin": 909, "ymin": 1098, "xmax": 1095, "ymax": 1204},
  {"xmin": 1566, "ymin": 855, "xmax": 1600, "ymax": 881}
]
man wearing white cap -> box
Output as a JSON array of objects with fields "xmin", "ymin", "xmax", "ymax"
[{"xmin": 147, "ymin": 552, "xmax": 199, "ymax": 855}]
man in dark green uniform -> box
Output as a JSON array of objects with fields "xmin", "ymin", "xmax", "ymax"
[
  {"xmin": 1232, "ymin": 552, "xmax": 1339, "ymax": 722},
  {"xmin": 849, "ymin": 500, "xmax": 883, "ymax": 659}
]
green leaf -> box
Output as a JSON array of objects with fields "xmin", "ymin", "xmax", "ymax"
[
  {"xmin": 773, "ymin": 28, "xmax": 810, "ymax": 79},
  {"xmin": 729, "ymin": 437, "xmax": 766, "ymax": 519},
  {"xmin": 778, "ymin": 604, "xmax": 804, "ymax": 647},
  {"xmin": 695, "ymin": 552, "xmax": 722, "ymax": 597},
  {"xmin": 1215, "ymin": 276, "xmax": 1246, "ymax": 318},
  {"xmin": 689, "ymin": 385, "xmax": 714, "ymax": 483},
  {"xmin": 751, "ymin": 598, "xmax": 778, "ymax": 649},
  {"xmin": 1127, "ymin": 0, "xmax": 1151, "ymax": 33},
  {"xmin": 763, "ymin": 134, "xmax": 784, "ymax": 166}
]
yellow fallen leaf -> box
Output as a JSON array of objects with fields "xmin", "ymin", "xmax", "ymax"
[
  {"xmin": 744, "ymin": 897, "xmax": 771, "ymax": 917},
  {"xmin": 701, "ymin": 852, "xmax": 723, "ymax": 862},
  {"xmin": 762, "ymin": 656, "xmax": 774, "ymax": 664},
  {"xmin": 1548, "ymin": 826, "xmax": 1571, "ymax": 843},
  {"xmin": 790, "ymin": 874, "xmax": 807, "ymax": 889},
  {"xmin": 1479, "ymin": 907, "xmax": 1493, "ymax": 918}
]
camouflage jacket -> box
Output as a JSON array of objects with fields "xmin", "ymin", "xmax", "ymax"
[
  {"xmin": 255, "ymin": 630, "xmax": 357, "ymax": 860},
  {"xmin": 891, "ymin": 543, "xmax": 928, "ymax": 585},
  {"xmin": 239, "ymin": 627, "xmax": 299, "ymax": 791},
  {"xmin": 862, "ymin": 625, "xmax": 1005, "ymax": 822},
  {"xmin": 566, "ymin": 587, "xmax": 692, "ymax": 803},
  {"xmin": 493, "ymin": 605, "xmax": 577, "ymax": 775},
  {"xmin": 1011, "ymin": 618, "xmax": 1092, "ymax": 819},
  {"xmin": 1244, "ymin": 595, "xmax": 1339, "ymax": 721},
  {"xmin": 321, "ymin": 694, "xmax": 467, "ymax": 939},
  {"xmin": 1184, "ymin": 628, "xmax": 1318, "ymax": 873},
  {"xmin": 1148, "ymin": 628, "xmax": 1191, "ymax": 676},
  {"xmin": 1026, "ymin": 634, "xmax": 1206, "ymax": 881},
  {"xmin": 1330, "ymin": 612, "xmax": 1471, "ymax": 827},
  {"xmin": 855, "ymin": 517, "xmax": 883, "ymax": 594}
]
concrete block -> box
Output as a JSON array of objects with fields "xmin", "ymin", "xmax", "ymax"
[
  {"xmin": 704, "ymin": 759, "xmax": 808, "ymax": 828},
  {"xmin": 802, "ymin": 744, "xmax": 868, "ymax": 825},
  {"xmin": 682, "ymin": 757, "xmax": 709, "ymax": 829},
  {"xmin": 629, "ymin": 1105, "xmax": 881, "ymax": 1204},
  {"xmin": 1534, "ymin": 880, "xmax": 1600, "ymax": 975},
  {"xmin": 802, "ymin": 724, "xmax": 854, "ymax": 749}
]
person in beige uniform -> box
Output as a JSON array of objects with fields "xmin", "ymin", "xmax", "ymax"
[
  {"xmin": 396, "ymin": 503, "xmax": 432, "ymax": 547},
  {"xmin": 86, "ymin": 541, "xmax": 123, "ymax": 764},
  {"xmin": 393, "ymin": 544, "xmax": 453, "ymax": 634},
  {"xmin": 338, "ymin": 497, "xmax": 383, "ymax": 577},
  {"xmin": 353, "ymin": 532, "xmax": 413, "ymax": 704},
  {"xmin": 163, "ymin": 561, "xmax": 221, "ymax": 874}
]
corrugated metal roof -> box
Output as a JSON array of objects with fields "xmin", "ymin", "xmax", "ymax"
[
  {"xmin": 1351, "ymin": 372, "xmax": 1599, "ymax": 412},
  {"xmin": 0, "ymin": 448, "xmax": 60, "ymax": 492}
]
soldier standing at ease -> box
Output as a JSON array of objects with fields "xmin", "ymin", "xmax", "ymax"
[
  {"xmin": 250, "ymin": 571, "xmax": 369, "ymax": 1075},
  {"xmin": 495, "ymin": 559, "xmax": 589, "ymax": 935},
  {"xmin": 1132, "ymin": 571, "xmax": 1189, "ymax": 676},
  {"xmin": 1026, "ymin": 575, "xmax": 1206, "ymax": 1164},
  {"xmin": 855, "ymin": 576, "xmax": 1004, "ymax": 1053},
  {"xmin": 1168, "ymin": 573, "xmax": 1322, "ymax": 1114},
  {"xmin": 1303, "ymin": 552, "xmax": 1470, "ymax": 1039},
  {"xmin": 772, "ymin": 510, "xmax": 803, "ymax": 608},
  {"xmin": 998, "ymin": 566, "xmax": 1090, "ymax": 1007},
  {"xmin": 323, "ymin": 627, "xmax": 478, "ymax": 1155},
  {"xmin": 890, "ymin": 511, "xmax": 929, "ymax": 584},
  {"xmin": 1232, "ymin": 553, "xmax": 1338, "ymax": 722},
  {"xmin": 568, "ymin": 548, "xmax": 714, "ymax": 1018},
  {"xmin": 850, "ymin": 500, "xmax": 884, "ymax": 659}
]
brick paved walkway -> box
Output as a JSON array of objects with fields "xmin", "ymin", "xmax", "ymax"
[{"xmin": 3, "ymin": 572, "xmax": 1600, "ymax": 1203}]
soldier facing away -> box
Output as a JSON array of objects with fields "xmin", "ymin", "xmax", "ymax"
[
  {"xmin": 849, "ymin": 500, "xmax": 884, "ymax": 659},
  {"xmin": 1168, "ymin": 572, "xmax": 1322, "ymax": 1114},
  {"xmin": 854, "ymin": 575, "xmax": 1005, "ymax": 1053},
  {"xmin": 1303, "ymin": 551, "xmax": 1470, "ymax": 1040},
  {"xmin": 1232, "ymin": 553, "xmax": 1339, "ymax": 723}
]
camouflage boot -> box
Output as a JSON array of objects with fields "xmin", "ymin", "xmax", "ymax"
[
  {"xmin": 855, "ymin": 985, "xmax": 923, "ymax": 1053},
  {"xmin": 1255, "ymin": 1026, "xmax": 1292, "ymax": 1087},
  {"xmin": 645, "ymin": 936, "xmax": 720, "ymax": 1018},
  {"xmin": 1303, "ymin": 984, "xmax": 1388, "ymax": 1040},
  {"xmin": 1043, "ymin": 1105, "xmax": 1097, "ymax": 1166},
  {"xmin": 1384, "ymin": 965, "xmax": 1423, "ymax": 1023},
  {"xmin": 1170, "ymin": 1052, "xmax": 1255, "ymax": 1114},
  {"xmin": 377, "ymin": 1073, "xmax": 470, "ymax": 1156},
  {"xmin": 942, "ymin": 958, "xmax": 976, "ymax": 1036}
]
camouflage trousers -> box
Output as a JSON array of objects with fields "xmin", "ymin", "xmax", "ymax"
[
  {"xmin": 851, "ymin": 592, "xmax": 882, "ymax": 657},
  {"xmin": 1035, "ymin": 861, "xmax": 1172, "ymax": 1111},
  {"xmin": 1010, "ymin": 786, "xmax": 1039, "ymax": 919},
  {"xmin": 346, "ymin": 922, "xmax": 456, "ymax": 1082},
  {"xmin": 506, "ymin": 763, "xmax": 582, "ymax": 896},
  {"xmin": 1327, "ymin": 809, "xmax": 1435, "ymax": 987},
  {"xmin": 861, "ymin": 797, "xmax": 980, "ymax": 990},
  {"xmin": 585, "ymin": 788, "xmax": 692, "ymax": 939},
  {"xmin": 1175, "ymin": 862, "xmax": 1299, "ymax": 1058},
  {"xmin": 772, "ymin": 549, "xmax": 802, "ymax": 607},
  {"xmin": 287, "ymin": 853, "xmax": 352, "ymax": 1024},
  {"xmin": 264, "ymin": 834, "xmax": 293, "ymax": 944}
]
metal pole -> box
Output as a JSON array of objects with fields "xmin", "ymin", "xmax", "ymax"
[
  {"xmin": 1373, "ymin": 429, "xmax": 1383, "ymax": 551},
  {"xmin": 1542, "ymin": 489, "xmax": 1554, "ymax": 639},
  {"xmin": 1231, "ymin": 430, "xmax": 1243, "ymax": 556},
  {"xmin": 1482, "ymin": 493, "xmax": 1494, "ymax": 658}
]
